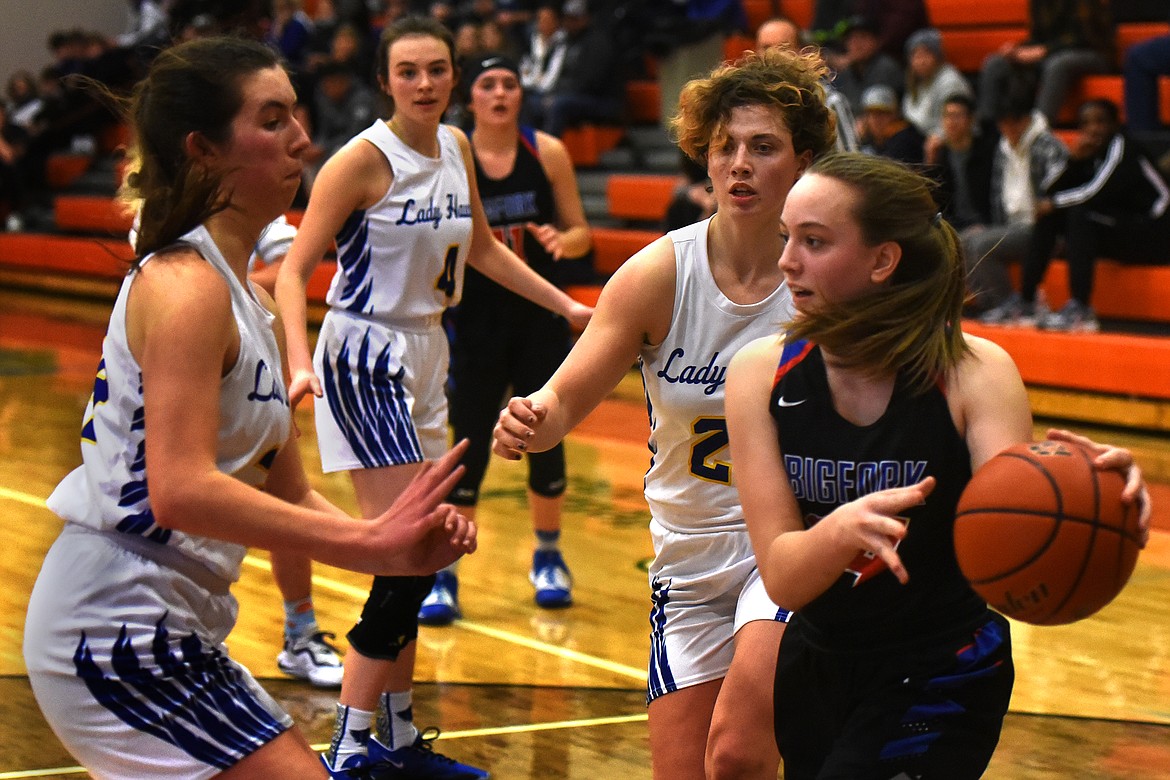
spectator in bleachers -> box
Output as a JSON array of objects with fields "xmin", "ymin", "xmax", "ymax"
[
  {"xmin": 902, "ymin": 27, "xmax": 972, "ymax": 140},
  {"xmin": 975, "ymin": 0, "xmax": 1114, "ymax": 126},
  {"xmin": 1017, "ymin": 98, "xmax": 1170, "ymax": 331},
  {"xmin": 853, "ymin": 0, "xmax": 930, "ymax": 63},
  {"xmin": 304, "ymin": 59, "xmax": 378, "ymax": 186},
  {"xmin": 807, "ymin": 0, "xmax": 854, "ymax": 52},
  {"xmin": 173, "ymin": 12, "xmax": 219, "ymax": 42},
  {"xmin": 0, "ymin": 103, "xmax": 31, "ymax": 231},
  {"xmin": 830, "ymin": 16, "xmax": 904, "ymax": 118},
  {"xmin": 5, "ymin": 71, "xmax": 43, "ymax": 133},
  {"xmin": 267, "ymin": 0, "xmax": 315, "ymax": 72},
  {"xmin": 116, "ymin": 0, "xmax": 170, "ymax": 51},
  {"xmin": 755, "ymin": 15, "xmax": 860, "ymax": 152},
  {"xmin": 1122, "ymin": 10, "xmax": 1170, "ymax": 134},
  {"xmin": 647, "ymin": 0, "xmax": 747, "ymax": 133},
  {"xmin": 494, "ymin": 0, "xmax": 535, "ymax": 56},
  {"xmin": 664, "ymin": 150, "xmax": 715, "ymax": 232},
  {"xmin": 527, "ymin": 0, "xmax": 624, "ymax": 137},
  {"xmin": 926, "ymin": 93, "xmax": 997, "ymax": 233},
  {"xmin": 454, "ymin": 17, "xmax": 484, "ymax": 64},
  {"xmin": 974, "ymin": 86, "xmax": 1069, "ymax": 321},
  {"xmin": 755, "ymin": 16, "xmax": 800, "ymax": 52},
  {"xmin": 479, "ymin": 18, "xmax": 519, "ymax": 59},
  {"xmin": 858, "ymin": 84, "xmax": 925, "ymax": 164},
  {"xmin": 519, "ymin": 2, "xmax": 567, "ymax": 124}
]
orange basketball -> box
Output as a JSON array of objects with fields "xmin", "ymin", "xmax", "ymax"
[{"xmin": 954, "ymin": 440, "xmax": 1141, "ymax": 625}]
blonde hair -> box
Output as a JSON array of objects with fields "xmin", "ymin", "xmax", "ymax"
[
  {"xmin": 785, "ymin": 153, "xmax": 970, "ymax": 393},
  {"xmin": 671, "ymin": 47, "xmax": 835, "ymax": 165}
]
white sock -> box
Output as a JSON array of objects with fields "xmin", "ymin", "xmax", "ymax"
[
  {"xmin": 377, "ymin": 690, "xmax": 419, "ymax": 749},
  {"xmin": 327, "ymin": 704, "xmax": 373, "ymax": 768}
]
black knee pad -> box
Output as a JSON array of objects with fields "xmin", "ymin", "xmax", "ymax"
[
  {"xmin": 527, "ymin": 444, "xmax": 567, "ymax": 498},
  {"xmin": 346, "ymin": 575, "xmax": 435, "ymax": 660}
]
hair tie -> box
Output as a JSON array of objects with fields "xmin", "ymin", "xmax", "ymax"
[{"xmin": 931, "ymin": 211, "xmax": 943, "ymax": 227}]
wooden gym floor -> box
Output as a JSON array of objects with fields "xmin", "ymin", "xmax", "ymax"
[{"xmin": 1, "ymin": 285, "xmax": 1169, "ymax": 779}]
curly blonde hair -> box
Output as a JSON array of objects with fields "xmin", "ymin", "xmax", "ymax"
[{"xmin": 671, "ymin": 47, "xmax": 836, "ymax": 166}]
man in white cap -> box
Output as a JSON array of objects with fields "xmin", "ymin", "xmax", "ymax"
[{"xmin": 859, "ymin": 83, "xmax": 925, "ymax": 164}]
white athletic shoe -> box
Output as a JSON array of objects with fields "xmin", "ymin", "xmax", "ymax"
[{"xmin": 277, "ymin": 631, "xmax": 344, "ymax": 687}]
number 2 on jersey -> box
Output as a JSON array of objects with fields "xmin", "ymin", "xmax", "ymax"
[{"xmin": 690, "ymin": 417, "xmax": 730, "ymax": 484}]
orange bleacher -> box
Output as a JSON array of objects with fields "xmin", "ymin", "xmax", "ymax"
[{"xmin": 605, "ymin": 174, "xmax": 677, "ymax": 225}]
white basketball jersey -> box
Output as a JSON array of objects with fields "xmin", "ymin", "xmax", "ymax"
[
  {"xmin": 47, "ymin": 225, "xmax": 291, "ymax": 582},
  {"xmin": 640, "ymin": 218, "xmax": 792, "ymax": 534},
  {"xmin": 325, "ymin": 121, "xmax": 474, "ymax": 324}
]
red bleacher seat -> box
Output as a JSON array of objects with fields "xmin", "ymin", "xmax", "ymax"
[
  {"xmin": 561, "ymin": 125, "xmax": 624, "ymax": 168},
  {"xmin": 625, "ymin": 81, "xmax": 660, "ymax": 124},
  {"xmin": 940, "ymin": 27, "xmax": 1024, "ymax": 74},
  {"xmin": 591, "ymin": 227, "xmax": 662, "ymax": 276},
  {"xmin": 606, "ymin": 175, "xmax": 677, "ymax": 224},
  {"xmin": 926, "ymin": 0, "xmax": 1029, "ymax": 28}
]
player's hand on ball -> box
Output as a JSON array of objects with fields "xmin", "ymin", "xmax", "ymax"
[{"xmin": 1047, "ymin": 428, "xmax": 1151, "ymax": 546}]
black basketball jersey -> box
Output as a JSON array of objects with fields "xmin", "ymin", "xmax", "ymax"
[
  {"xmin": 462, "ymin": 125, "xmax": 559, "ymax": 317},
  {"xmin": 769, "ymin": 339, "xmax": 988, "ymax": 653}
]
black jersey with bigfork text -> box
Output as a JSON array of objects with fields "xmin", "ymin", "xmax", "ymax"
[{"xmin": 769, "ymin": 339, "xmax": 987, "ymax": 653}]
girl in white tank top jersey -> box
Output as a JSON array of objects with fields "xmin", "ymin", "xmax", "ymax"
[
  {"xmin": 274, "ymin": 16, "xmax": 592, "ymax": 778},
  {"xmin": 22, "ymin": 37, "xmax": 475, "ymax": 780},
  {"xmin": 493, "ymin": 48, "xmax": 838, "ymax": 780}
]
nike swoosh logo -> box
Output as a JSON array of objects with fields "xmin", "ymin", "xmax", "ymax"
[{"xmin": 776, "ymin": 397, "xmax": 806, "ymax": 408}]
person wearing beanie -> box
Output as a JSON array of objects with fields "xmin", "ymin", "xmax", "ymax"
[{"xmin": 902, "ymin": 27, "xmax": 973, "ymax": 139}]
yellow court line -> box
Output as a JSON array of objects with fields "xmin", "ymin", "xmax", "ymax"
[
  {"xmin": 308, "ymin": 712, "xmax": 649, "ymax": 751},
  {"xmin": 240, "ymin": 555, "xmax": 648, "ymax": 682},
  {"xmin": 0, "ymin": 486, "xmax": 49, "ymax": 509},
  {"xmin": 0, "ymin": 769, "xmax": 87, "ymax": 779},
  {"xmin": 0, "ymin": 489, "xmax": 644, "ymax": 683},
  {"xmin": 0, "ymin": 714, "xmax": 651, "ymax": 778},
  {"xmin": 0, "ymin": 488, "xmax": 645, "ymax": 683}
]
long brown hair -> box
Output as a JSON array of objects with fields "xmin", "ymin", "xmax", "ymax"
[
  {"xmin": 120, "ymin": 36, "xmax": 281, "ymax": 260},
  {"xmin": 785, "ymin": 153, "xmax": 970, "ymax": 393}
]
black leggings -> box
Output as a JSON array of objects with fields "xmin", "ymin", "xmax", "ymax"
[
  {"xmin": 1022, "ymin": 206, "xmax": 1167, "ymax": 306},
  {"xmin": 446, "ymin": 304, "xmax": 571, "ymax": 506}
]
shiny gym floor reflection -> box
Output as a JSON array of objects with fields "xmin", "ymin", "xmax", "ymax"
[{"xmin": 1, "ymin": 287, "xmax": 1168, "ymax": 779}]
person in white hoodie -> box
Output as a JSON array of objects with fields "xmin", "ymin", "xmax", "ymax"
[
  {"xmin": 965, "ymin": 85, "xmax": 1068, "ymax": 320},
  {"xmin": 519, "ymin": 3, "xmax": 567, "ymax": 127}
]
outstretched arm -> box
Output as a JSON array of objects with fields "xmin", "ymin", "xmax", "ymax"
[
  {"xmin": 494, "ymin": 235, "xmax": 676, "ymax": 457},
  {"xmin": 275, "ymin": 140, "xmax": 383, "ymax": 407}
]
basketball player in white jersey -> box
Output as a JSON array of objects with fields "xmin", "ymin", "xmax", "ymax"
[
  {"xmin": 131, "ymin": 211, "xmax": 345, "ymax": 689},
  {"xmin": 494, "ymin": 48, "xmax": 836, "ymax": 780},
  {"xmin": 275, "ymin": 15, "xmax": 591, "ymax": 779},
  {"xmin": 23, "ymin": 36, "xmax": 476, "ymax": 779}
]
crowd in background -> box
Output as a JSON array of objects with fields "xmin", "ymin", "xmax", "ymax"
[{"xmin": 3, "ymin": 0, "xmax": 1170, "ymax": 324}]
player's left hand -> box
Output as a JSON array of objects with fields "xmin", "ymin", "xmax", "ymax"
[
  {"xmin": 526, "ymin": 222, "xmax": 566, "ymax": 261},
  {"xmin": 1047, "ymin": 428, "xmax": 1151, "ymax": 547}
]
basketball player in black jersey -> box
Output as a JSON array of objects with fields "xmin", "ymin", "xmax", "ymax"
[
  {"xmin": 725, "ymin": 153, "xmax": 1151, "ymax": 779},
  {"xmin": 423, "ymin": 53, "xmax": 592, "ymax": 621}
]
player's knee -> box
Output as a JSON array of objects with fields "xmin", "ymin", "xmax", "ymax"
[
  {"xmin": 705, "ymin": 745, "xmax": 770, "ymax": 779},
  {"xmin": 346, "ymin": 575, "xmax": 433, "ymax": 660},
  {"xmin": 705, "ymin": 724, "xmax": 772, "ymax": 779},
  {"xmin": 527, "ymin": 450, "xmax": 566, "ymax": 497}
]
